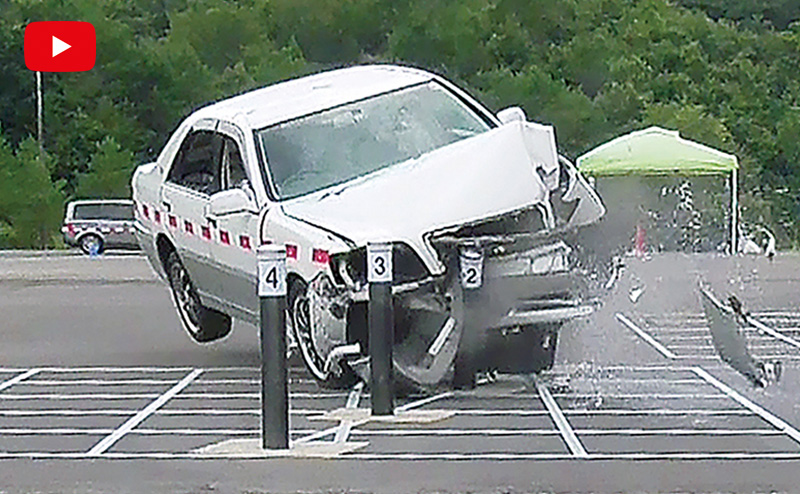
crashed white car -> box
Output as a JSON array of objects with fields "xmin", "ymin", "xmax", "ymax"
[{"xmin": 132, "ymin": 65, "xmax": 605, "ymax": 389}]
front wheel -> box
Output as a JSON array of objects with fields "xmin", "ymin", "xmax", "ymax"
[
  {"xmin": 289, "ymin": 279, "xmax": 357, "ymax": 388},
  {"xmin": 166, "ymin": 251, "xmax": 231, "ymax": 343}
]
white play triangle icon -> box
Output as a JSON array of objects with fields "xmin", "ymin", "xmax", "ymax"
[{"xmin": 52, "ymin": 36, "xmax": 71, "ymax": 57}]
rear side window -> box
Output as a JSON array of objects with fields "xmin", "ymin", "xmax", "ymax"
[
  {"xmin": 167, "ymin": 130, "xmax": 223, "ymax": 195},
  {"xmin": 73, "ymin": 203, "xmax": 134, "ymax": 220}
]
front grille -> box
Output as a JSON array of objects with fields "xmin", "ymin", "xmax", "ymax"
[{"xmin": 336, "ymin": 243, "xmax": 431, "ymax": 286}]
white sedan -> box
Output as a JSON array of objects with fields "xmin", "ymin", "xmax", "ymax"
[{"xmin": 131, "ymin": 64, "xmax": 605, "ymax": 390}]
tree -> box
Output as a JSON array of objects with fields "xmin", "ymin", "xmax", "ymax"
[
  {"xmin": 0, "ymin": 135, "xmax": 63, "ymax": 248},
  {"xmin": 75, "ymin": 136, "xmax": 136, "ymax": 199}
]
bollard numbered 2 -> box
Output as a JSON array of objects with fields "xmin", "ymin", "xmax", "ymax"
[
  {"xmin": 367, "ymin": 242, "xmax": 394, "ymax": 415},
  {"xmin": 459, "ymin": 247, "xmax": 484, "ymax": 289},
  {"xmin": 256, "ymin": 245, "xmax": 288, "ymax": 449},
  {"xmin": 453, "ymin": 246, "xmax": 484, "ymax": 389}
]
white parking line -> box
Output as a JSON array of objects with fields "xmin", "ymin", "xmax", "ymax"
[
  {"xmin": 334, "ymin": 382, "xmax": 363, "ymax": 443},
  {"xmin": 0, "ymin": 410, "xmax": 135, "ymax": 416},
  {"xmin": 293, "ymin": 390, "xmax": 454, "ymax": 445},
  {"xmin": 156, "ymin": 409, "xmax": 333, "ymax": 416},
  {"xmin": 349, "ymin": 429, "xmax": 561, "ymax": 436},
  {"xmin": 0, "ymin": 428, "xmax": 113, "ymax": 435},
  {"xmin": 0, "ymin": 393, "xmax": 162, "ymax": 400},
  {"xmin": 396, "ymin": 391, "xmax": 454, "ymax": 412},
  {"xmin": 563, "ymin": 409, "xmax": 754, "ymax": 416},
  {"xmin": 550, "ymin": 393, "xmax": 730, "ymax": 400},
  {"xmin": 573, "ymin": 428, "xmax": 781, "ymax": 436},
  {"xmin": 0, "ymin": 391, "xmax": 350, "ymax": 400},
  {"xmin": 23, "ymin": 379, "xmax": 180, "ymax": 386},
  {"xmin": 616, "ymin": 313, "xmax": 678, "ymax": 359},
  {"xmin": 669, "ymin": 343, "xmax": 789, "ymax": 350},
  {"xmin": 174, "ymin": 392, "xmax": 351, "ymax": 399},
  {"xmin": 86, "ymin": 369, "xmax": 203, "ymax": 456},
  {"xmin": 692, "ymin": 367, "xmax": 800, "ymax": 446},
  {"xmin": 748, "ymin": 317, "xmax": 800, "ymax": 350},
  {"xmin": 535, "ymin": 377, "xmax": 588, "ymax": 458},
  {"xmin": 752, "ymin": 311, "xmax": 800, "ymax": 317},
  {"xmin": 0, "ymin": 369, "xmax": 41, "ymax": 392}
]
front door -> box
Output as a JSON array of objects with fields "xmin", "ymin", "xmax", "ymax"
[{"xmin": 206, "ymin": 122, "xmax": 260, "ymax": 322}]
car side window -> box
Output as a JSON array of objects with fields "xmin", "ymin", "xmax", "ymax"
[
  {"xmin": 221, "ymin": 136, "xmax": 248, "ymax": 189},
  {"xmin": 168, "ymin": 130, "xmax": 223, "ymax": 195},
  {"xmin": 220, "ymin": 136, "xmax": 255, "ymax": 202}
]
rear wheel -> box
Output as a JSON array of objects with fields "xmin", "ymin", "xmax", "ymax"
[{"xmin": 166, "ymin": 251, "xmax": 231, "ymax": 343}]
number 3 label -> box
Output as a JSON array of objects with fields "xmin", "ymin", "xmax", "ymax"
[{"xmin": 367, "ymin": 243, "xmax": 393, "ymax": 283}]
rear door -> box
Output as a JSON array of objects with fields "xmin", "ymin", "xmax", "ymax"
[
  {"xmin": 161, "ymin": 119, "xmax": 223, "ymax": 298},
  {"xmin": 206, "ymin": 122, "xmax": 260, "ymax": 320}
]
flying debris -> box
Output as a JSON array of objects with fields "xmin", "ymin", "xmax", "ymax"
[{"xmin": 700, "ymin": 288, "xmax": 781, "ymax": 388}]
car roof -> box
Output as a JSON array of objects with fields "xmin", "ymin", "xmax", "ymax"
[{"xmin": 190, "ymin": 65, "xmax": 434, "ymax": 130}]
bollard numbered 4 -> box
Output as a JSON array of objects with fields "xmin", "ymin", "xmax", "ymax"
[{"xmin": 256, "ymin": 245, "xmax": 288, "ymax": 449}]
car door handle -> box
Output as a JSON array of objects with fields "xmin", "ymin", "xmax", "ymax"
[{"xmin": 161, "ymin": 200, "xmax": 172, "ymax": 212}]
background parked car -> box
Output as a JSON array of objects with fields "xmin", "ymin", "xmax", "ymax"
[{"xmin": 61, "ymin": 199, "xmax": 139, "ymax": 255}]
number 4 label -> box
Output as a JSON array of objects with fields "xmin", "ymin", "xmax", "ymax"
[
  {"xmin": 367, "ymin": 243, "xmax": 393, "ymax": 283},
  {"xmin": 258, "ymin": 259, "xmax": 287, "ymax": 296}
]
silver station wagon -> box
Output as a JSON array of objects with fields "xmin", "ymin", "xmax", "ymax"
[
  {"xmin": 62, "ymin": 199, "xmax": 138, "ymax": 255},
  {"xmin": 131, "ymin": 65, "xmax": 605, "ymax": 390}
]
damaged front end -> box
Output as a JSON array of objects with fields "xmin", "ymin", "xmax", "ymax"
[
  {"xmin": 285, "ymin": 122, "xmax": 605, "ymax": 391},
  {"xmin": 290, "ymin": 157, "xmax": 604, "ymax": 391}
]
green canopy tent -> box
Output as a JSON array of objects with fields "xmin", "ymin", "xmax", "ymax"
[{"xmin": 577, "ymin": 126, "xmax": 740, "ymax": 253}]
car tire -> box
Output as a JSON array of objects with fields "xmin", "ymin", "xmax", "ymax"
[
  {"xmin": 79, "ymin": 234, "xmax": 104, "ymax": 255},
  {"xmin": 288, "ymin": 278, "xmax": 357, "ymax": 388},
  {"xmin": 166, "ymin": 251, "xmax": 231, "ymax": 343}
]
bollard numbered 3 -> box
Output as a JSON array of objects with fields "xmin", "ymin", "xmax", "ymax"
[
  {"xmin": 257, "ymin": 245, "xmax": 287, "ymax": 297},
  {"xmin": 459, "ymin": 247, "xmax": 484, "ymax": 289},
  {"xmin": 367, "ymin": 243, "xmax": 393, "ymax": 283}
]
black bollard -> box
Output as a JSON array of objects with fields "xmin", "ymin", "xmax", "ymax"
[
  {"xmin": 257, "ymin": 245, "xmax": 288, "ymax": 449},
  {"xmin": 453, "ymin": 246, "xmax": 484, "ymax": 390},
  {"xmin": 368, "ymin": 242, "xmax": 394, "ymax": 416}
]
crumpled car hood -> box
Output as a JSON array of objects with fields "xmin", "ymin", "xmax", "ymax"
[{"xmin": 281, "ymin": 121, "xmax": 559, "ymax": 274}]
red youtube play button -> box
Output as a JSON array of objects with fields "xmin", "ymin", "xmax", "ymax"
[{"xmin": 24, "ymin": 21, "xmax": 96, "ymax": 72}]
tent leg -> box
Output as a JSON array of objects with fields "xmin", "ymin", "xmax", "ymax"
[{"xmin": 731, "ymin": 169, "xmax": 738, "ymax": 255}]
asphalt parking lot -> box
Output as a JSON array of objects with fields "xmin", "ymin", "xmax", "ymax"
[{"xmin": 1, "ymin": 251, "xmax": 800, "ymax": 492}]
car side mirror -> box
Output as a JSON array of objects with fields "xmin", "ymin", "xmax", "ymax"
[
  {"xmin": 497, "ymin": 106, "xmax": 527, "ymax": 124},
  {"xmin": 209, "ymin": 189, "xmax": 256, "ymax": 216}
]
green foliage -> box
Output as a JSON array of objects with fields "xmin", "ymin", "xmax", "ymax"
[
  {"xmin": 76, "ymin": 136, "xmax": 136, "ymax": 199},
  {"xmin": 0, "ymin": 134, "xmax": 64, "ymax": 248},
  {"xmin": 1, "ymin": 0, "xmax": 800, "ymax": 247}
]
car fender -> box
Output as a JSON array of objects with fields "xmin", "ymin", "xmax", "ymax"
[{"xmin": 260, "ymin": 206, "xmax": 353, "ymax": 286}]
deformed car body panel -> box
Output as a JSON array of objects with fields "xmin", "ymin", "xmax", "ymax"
[{"xmin": 281, "ymin": 121, "xmax": 560, "ymax": 275}]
